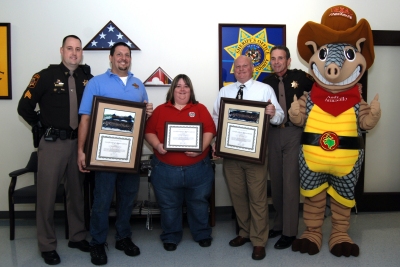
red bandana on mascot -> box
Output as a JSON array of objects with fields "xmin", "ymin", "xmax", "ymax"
[{"xmin": 288, "ymin": 5, "xmax": 381, "ymax": 257}]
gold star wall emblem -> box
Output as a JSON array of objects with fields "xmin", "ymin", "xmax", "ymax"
[{"xmin": 224, "ymin": 28, "xmax": 275, "ymax": 81}]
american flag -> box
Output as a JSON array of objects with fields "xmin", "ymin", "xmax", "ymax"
[{"xmin": 83, "ymin": 20, "xmax": 140, "ymax": 50}]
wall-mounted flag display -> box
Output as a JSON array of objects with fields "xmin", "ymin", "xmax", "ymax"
[
  {"xmin": 144, "ymin": 67, "xmax": 172, "ymax": 87},
  {"xmin": 83, "ymin": 20, "xmax": 140, "ymax": 51}
]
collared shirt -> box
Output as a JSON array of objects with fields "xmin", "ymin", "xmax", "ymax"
[
  {"xmin": 212, "ymin": 79, "xmax": 284, "ymax": 128},
  {"xmin": 18, "ymin": 63, "xmax": 93, "ymax": 129},
  {"xmin": 262, "ymin": 69, "xmax": 314, "ymax": 116},
  {"xmin": 79, "ymin": 69, "xmax": 148, "ymax": 115}
]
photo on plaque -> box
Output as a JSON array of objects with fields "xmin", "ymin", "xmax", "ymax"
[
  {"xmin": 101, "ymin": 108, "xmax": 135, "ymax": 133},
  {"xmin": 85, "ymin": 96, "xmax": 146, "ymax": 173},
  {"xmin": 215, "ymin": 97, "xmax": 270, "ymax": 164},
  {"xmin": 164, "ymin": 122, "xmax": 203, "ymax": 152},
  {"xmin": 228, "ymin": 108, "xmax": 260, "ymax": 124}
]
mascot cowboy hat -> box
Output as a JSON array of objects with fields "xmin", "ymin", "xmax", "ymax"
[{"xmin": 297, "ymin": 5, "xmax": 375, "ymax": 69}]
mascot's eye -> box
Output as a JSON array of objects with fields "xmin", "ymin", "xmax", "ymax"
[
  {"xmin": 319, "ymin": 48, "xmax": 328, "ymax": 61},
  {"xmin": 344, "ymin": 48, "xmax": 356, "ymax": 61}
]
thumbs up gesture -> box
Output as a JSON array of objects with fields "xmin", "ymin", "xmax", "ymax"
[
  {"xmin": 370, "ymin": 94, "xmax": 380, "ymax": 116},
  {"xmin": 290, "ymin": 95, "xmax": 300, "ymax": 116}
]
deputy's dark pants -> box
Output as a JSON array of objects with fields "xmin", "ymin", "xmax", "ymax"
[{"xmin": 37, "ymin": 137, "xmax": 86, "ymax": 252}]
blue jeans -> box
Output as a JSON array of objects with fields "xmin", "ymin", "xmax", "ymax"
[
  {"xmin": 150, "ymin": 156, "xmax": 214, "ymax": 244},
  {"xmin": 90, "ymin": 171, "xmax": 140, "ymax": 245}
]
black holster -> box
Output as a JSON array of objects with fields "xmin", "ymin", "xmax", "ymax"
[{"xmin": 32, "ymin": 122, "xmax": 45, "ymax": 148}]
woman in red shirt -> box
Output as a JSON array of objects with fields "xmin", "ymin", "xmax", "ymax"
[{"xmin": 145, "ymin": 74, "xmax": 216, "ymax": 251}]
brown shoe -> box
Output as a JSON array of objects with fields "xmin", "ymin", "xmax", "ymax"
[
  {"xmin": 252, "ymin": 246, "xmax": 266, "ymax": 260},
  {"xmin": 229, "ymin": 236, "xmax": 250, "ymax": 247}
]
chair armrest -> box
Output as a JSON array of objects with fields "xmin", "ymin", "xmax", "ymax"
[{"xmin": 9, "ymin": 167, "xmax": 30, "ymax": 178}]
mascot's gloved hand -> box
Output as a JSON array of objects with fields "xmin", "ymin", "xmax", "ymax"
[
  {"xmin": 370, "ymin": 94, "xmax": 381, "ymax": 117},
  {"xmin": 288, "ymin": 95, "xmax": 305, "ymax": 126},
  {"xmin": 289, "ymin": 95, "xmax": 300, "ymax": 116}
]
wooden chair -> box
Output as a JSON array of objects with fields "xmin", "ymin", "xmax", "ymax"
[{"xmin": 8, "ymin": 151, "xmax": 68, "ymax": 240}]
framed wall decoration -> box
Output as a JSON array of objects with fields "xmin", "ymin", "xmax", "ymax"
[
  {"xmin": 215, "ymin": 97, "xmax": 270, "ymax": 164},
  {"xmin": 144, "ymin": 66, "xmax": 173, "ymax": 87},
  {"xmin": 218, "ymin": 24, "xmax": 286, "ymax": 89},
  {"xmin": 0, "ymin": 23, "xmax": 11, "ymax": 99},
  {"xmin": 83, "ymin": 20, "xmax": 140, "ymax": 50},
  {"xmin": 85, "ymin": 96, "xmax": 146, "ymax": 173}
]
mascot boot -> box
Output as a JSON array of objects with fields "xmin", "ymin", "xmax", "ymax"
[
  {"xmin": 292, "ymin": 190, "xmax": 326, "ymax": 255},
  {"xmin": 329, "ymin": 197, "xmax": 359, "ymax": 257}
]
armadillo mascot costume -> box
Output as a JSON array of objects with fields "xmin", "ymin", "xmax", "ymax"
[{"xmin": 289, "ymin": 5, "xmax": 381, "ymax": 257}]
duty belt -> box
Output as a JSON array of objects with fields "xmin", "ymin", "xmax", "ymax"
[
  {"xmin": 301, "ymin": 132, "xmax": 364, "ymax": 150},
  {"xmin": 48, "ymin": 128, "xmax": 78, "ymax": 140}
]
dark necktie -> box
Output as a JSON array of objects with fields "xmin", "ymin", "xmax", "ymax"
[
  {"xmin": 278, "ymin": 76, "xmax": 287, "ymax": 125},
  {"xmin": 236, "ymin": 84, "xmax": 245, "ymax": 100},
  {"xmin": 68, "ymin": 71, "xmax": 78, "ymax": 129}
]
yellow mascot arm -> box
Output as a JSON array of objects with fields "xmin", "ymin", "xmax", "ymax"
[
  {"xmin": 288, "ymin": 92, "xmax": 308, "ymax": 126},
  {"xmin": 359, "ymin": 94, "xmax": 381, "ymax": 130}
]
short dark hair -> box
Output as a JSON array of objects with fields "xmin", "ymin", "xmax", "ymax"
[
  {"xmin": 110, "ymin": 42, "xmax": 131, "ymax": 56},
  {"xmin": 270, "ymin": 45, "xmax": 290, "ymax": 59},
  {"xmin": 166, "ymin": 74, "xmax": 198, "ymax": 105},
  {"xmin": 62, "ymin": 35, "xmax": 81, "ymax": 46}
]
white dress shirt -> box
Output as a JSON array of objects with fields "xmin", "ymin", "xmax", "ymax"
[{"xmin": 212, "ymin": 78, "xmax": 284, "ymax": 129}]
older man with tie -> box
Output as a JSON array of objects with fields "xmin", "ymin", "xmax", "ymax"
[{"xmin": 212, "ymin": 55, "xmax": 284, "ymax": 260}]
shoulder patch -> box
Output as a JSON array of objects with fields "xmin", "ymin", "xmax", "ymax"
[
  {"xmin": 24, "ymin": 90, "xmax": 32, "ymax": 99},
  {"xmin": 306, "ymin": 73, "xmax": 314, "ymax": 81},
  {"xmin": 28, "ymin": 74, "xmax": 40, "ymax": 88}
]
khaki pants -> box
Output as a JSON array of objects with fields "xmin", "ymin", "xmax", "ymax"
[{"xmin": 223, "ymin": 151, "xmax": 269, "ymax": 247}]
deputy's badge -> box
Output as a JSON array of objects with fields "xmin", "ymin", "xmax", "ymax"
[
  {"xmin": 83, "ymin": 80, "xmax": 88, "ymax": 86},
  {"xmin": 133, "ymin": 83, "xmax": 139, "ymax": 89},
  {"xmin": 28, "ymin": 74, "xmax": 40, "ymax": 88},
  {"xmin": 291, "ymin": 80, "xmax": 299, "ymax": 89},
  {"xmin": 189, "ymin": 112, "xmax": 195, "ymax": 117},
  {"xmin": 54, "ymin": 79, "xmax": 64, "ymax": 87}
]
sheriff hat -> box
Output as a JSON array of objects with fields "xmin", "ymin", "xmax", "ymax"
[{"xmin": 297, "ymin": 5, "xmax": 375, "ymax": 69}]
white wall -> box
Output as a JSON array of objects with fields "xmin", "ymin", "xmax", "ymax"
[{"xmin": 1, "ymin": 0, "xmax": 399, "ymax": 212}]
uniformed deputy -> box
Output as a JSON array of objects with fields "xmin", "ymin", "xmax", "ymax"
[
  {"xmin": 262, "ymin": 45, "xmax": 314, "ymax": 250},
  {"xmin": 17, "ymin": 35, "xmax": 93, "ymax": 265}
]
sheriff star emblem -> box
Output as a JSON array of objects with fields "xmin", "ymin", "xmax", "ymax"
[
  {"xmin": 291, "ymin": 80, "xmax": 299, "ymax": 89},
  {"xmin": 83, "ymin": 80, "xmax": 88, "ymax": 86}
]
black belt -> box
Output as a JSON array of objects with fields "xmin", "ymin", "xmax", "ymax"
[
  {"xmin": 47, "ymin": 128, "xmax": 78, "ymax": 140},
  {"xmin": 271, "ymin": 121, "xmax": 294, "ymax": 128},
  {"xmin": 301, "ymin": 132, "xmax": 364, "ymax": 150}
]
